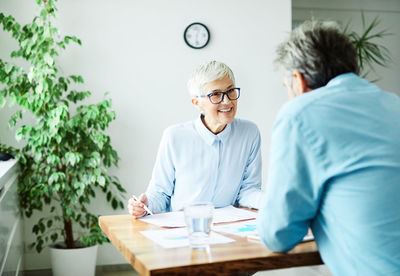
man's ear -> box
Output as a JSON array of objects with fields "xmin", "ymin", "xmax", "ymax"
[{"xmin": 292, "ymin": 71, "xmax": 312, "ymax": 95}]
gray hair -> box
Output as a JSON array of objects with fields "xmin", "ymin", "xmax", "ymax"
[
  {"xmin": 187, "ymin": 61, "xmax": 235, "ymax": 97},
  {"xmin": 275, "ymin": 20, "xmax": 359, "ymax": 89}
]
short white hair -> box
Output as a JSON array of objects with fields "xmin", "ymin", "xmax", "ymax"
[{"xmin": 187, "ymin": 61, "xmax": 235, "ymax": 97}]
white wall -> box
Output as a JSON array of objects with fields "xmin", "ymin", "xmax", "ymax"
[
  {"xmin": 293, "ymin": 0, "xmax": 400, "ymax": 95},
  {"xmin": 0, "ymin": 0, "xmax": 291, "ymax": 269}
]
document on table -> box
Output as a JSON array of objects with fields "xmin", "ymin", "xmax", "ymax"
[
  {"xmin": 302, "ymin": 229, "xmax": 314, "ymax": 242},
  {"xmin": 213, "ymin": 220, "xmax": 314, "ymax": 242},
  {"xmin": 140, "ymin": 228, "xmax": 234, "ymax": 248},
  {"xmin": 139, "ymin": 205, "xmax": 257, "ymax": 227},
  {"xmin": 213, "ymin": 219, "xmax": 258, "ymax": 237}
]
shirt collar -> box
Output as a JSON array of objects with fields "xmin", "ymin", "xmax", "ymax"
[
  {"xmin": 325, "ymin": 72, "xmax": 359, "ymax": 87},
  {"xmin": 194, "ymin": 115, "xmax": 232, "ymax": 145}
]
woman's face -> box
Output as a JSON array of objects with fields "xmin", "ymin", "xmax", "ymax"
[{"xmin": 192, "ymin": 75, "xmax": 237, "ymax": 134}]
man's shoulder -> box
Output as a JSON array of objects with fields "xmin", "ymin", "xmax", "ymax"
[
  {"xmin": 276, "ymin": 97, "xmax": 311, "ymax": 122},
  {"xmin": 276, "ymin": 74, "xmax": 374, "ymax": 121}
]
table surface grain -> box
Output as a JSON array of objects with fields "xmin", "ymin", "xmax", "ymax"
[{"xmin": 99, "ymin": 214, "xmax": 322, "ymax": 276}]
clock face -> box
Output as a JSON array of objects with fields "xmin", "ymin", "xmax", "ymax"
[{"xmin": 184, "ymin": 23, "xmax": 210, "ymax": 49}]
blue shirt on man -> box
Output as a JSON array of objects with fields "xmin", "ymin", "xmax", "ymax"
[
  {"xmin": 146, "ymin": 116, "xmax": 262, "ymax": 213},
  {"xmin": 257, "ymin": 73, "xmax": 400, "ymax": 276}
]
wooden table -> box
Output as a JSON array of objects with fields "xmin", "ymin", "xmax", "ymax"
[{"xmin": 99, "ymin": 214, "xmax": 323, "ymax": 276}]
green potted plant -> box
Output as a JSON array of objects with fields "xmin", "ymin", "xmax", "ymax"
[
  {"xmin": 0, "ymin": 143, "xmax": 15, "ymax": 161},
  {"xmin": 0, "ymin": 0, "xmax": 126, "ymax": 274},
  {"xmin": 344, "ymin": 12, "xmax": 392, "ymax": 79}
]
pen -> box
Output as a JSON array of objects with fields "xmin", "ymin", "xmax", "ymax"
[{"xmin": 131, "ymin": 195, "xmax": 153, "ymax": 215}]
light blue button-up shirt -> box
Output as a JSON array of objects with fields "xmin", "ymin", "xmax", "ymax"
[
  {"xmin": 146, "ymin": 116, "xmax": 262, "ymax": 213},
  {"xmin": 257, "ymin": 73, "xmax": 400, "ymax": 276}
]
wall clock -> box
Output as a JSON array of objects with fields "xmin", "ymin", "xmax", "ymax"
[{"xmin": 183, "ymin": 22, "xmax": 210, "ymax": 49}]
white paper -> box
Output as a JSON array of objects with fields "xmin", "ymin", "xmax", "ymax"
[
  {"xmin": 302, "ymin": 230, "xmax": 314, "ymax": 242},
  {"xmin": 140, "ymin": 228, "xmax": 234, "ymax": 248},
  {"xmin": 213, "ymin": 205, "xmax": 257, "ymax": 223},
  {"xmin": 139, "ymin": 210, "xmax": 185, "ymax": 227},
  {"xmin": 139, "ymin": 205, "xmax": 257, "ymax": 228},
  {"xmin": 213, "ymin": 220, "xmax": 257, "ymax": 237}
]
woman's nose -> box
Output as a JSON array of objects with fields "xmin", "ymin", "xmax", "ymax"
[{"xmin": 222, "ymin": 93, "xmax": 231, "ymax": 103}]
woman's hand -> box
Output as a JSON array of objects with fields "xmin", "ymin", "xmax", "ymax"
[{"xmin": 128, "ymin": 193, "xmax": 149, "ymax": 219}]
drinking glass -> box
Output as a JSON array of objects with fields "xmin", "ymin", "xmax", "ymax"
[{"xmin": 184, "ymin": 202, "xmax": 214, "ymax": 249}]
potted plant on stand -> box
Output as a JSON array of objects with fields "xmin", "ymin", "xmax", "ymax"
[{"xmin": 0, "ymin": 0, "xmax": 126, "ymax": 275}]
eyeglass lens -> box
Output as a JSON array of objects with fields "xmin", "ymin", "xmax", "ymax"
[{"xmin": 209, "ymin": 88, "xmax": 240, "ymax": 104}]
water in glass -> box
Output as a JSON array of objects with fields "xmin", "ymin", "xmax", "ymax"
[{"xmin": 184, "ymin": 202, "xmax": 214, "ymax": 249}]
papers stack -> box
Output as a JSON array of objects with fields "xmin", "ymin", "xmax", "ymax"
[{"xmin": 139, "ymin": 205, "xmax": 257, "ymax": 228}]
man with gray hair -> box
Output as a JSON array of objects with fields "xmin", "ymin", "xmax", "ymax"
[{"xmin": 257, "ymin": 20, "xmax": 400, "ymax": 275}]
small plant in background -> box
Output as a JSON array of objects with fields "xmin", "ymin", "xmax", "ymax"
[
  {"xmin": 0, "ymin": 143, "xmax": 17, "ymax": 160},
  {"xmin": 0, "ymin": 0, "xmax": 126, "ymax": 252},
  {"xmin": 344, "ymin": 12, "xmax": 392, "ymax": 79}
]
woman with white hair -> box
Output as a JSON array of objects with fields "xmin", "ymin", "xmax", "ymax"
[{"xmin": 128, "ymin": 61, "xmax": 262, "ymax": 218}]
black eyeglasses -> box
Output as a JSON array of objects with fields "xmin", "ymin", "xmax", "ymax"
[{"xmin": 198, "ymin": 88, "xmax": 241, "ymax": 104}]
